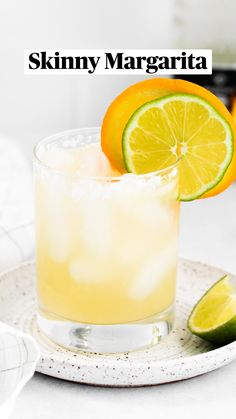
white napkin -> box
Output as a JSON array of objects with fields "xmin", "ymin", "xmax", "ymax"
[
  {"xmin": 0, "ymin": 322, "xmax": 40, "ymax": 418},
  {"xmin": 0, "ymin": 138, "xmax": 34, "ymax": 273},
  {"xmin": 0, "ymin": 138, "xmax": 37, "ymax": 417}
]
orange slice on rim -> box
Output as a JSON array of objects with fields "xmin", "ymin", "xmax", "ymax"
[{"xmin": 101, "ymin": 78, "xmax": 236, "ymax": 198}]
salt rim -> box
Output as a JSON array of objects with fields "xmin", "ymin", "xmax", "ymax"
[
  {"xmin": 35, "ymin": 164, "xmax": 178, "ymax": 201},
  {"xmin": 33, "ymin": 127, "xmax": 180, "ymax": 182}
]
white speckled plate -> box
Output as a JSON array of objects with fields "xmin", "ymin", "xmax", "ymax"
[{"xmin": 0, "ymin": 259, "xmax": 236, "ymax": 387}]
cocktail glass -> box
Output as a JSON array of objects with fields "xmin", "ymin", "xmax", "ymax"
[{"xmin": 34, "ymin": 127, "xmax": 180, "ymax": 353}]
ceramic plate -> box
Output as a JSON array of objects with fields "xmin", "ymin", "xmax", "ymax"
[{"xmin": 0, "ymin": 259, "xmax": 236, "ymax": 387}]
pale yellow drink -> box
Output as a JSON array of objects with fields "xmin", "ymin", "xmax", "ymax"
[
  {"xmin": 34, "ymin": 128, "xmax": 180, "ymax": 353},
  {"xmin": 35, "ymin": 141, "xmax": 179, "ymax": 326}
]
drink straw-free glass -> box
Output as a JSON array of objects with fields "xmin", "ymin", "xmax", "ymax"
[{"xmin": 34, "ymin": 128, "xmax": 180, "ymax": 353}]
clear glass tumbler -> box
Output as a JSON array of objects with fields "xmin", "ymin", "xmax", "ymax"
[{"xmin": 34, "ymin": 127, "xmax": 180, "ymax": 353}]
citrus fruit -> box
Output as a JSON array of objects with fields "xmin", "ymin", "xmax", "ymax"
[
  {"xmin": 122, "ymin": 93, "xmax": 233, "ymax": 201},
  {"xmin": 101, "ymin": 78, "xmax": 236, "ymax": 198},
  {"xmin": 188, "ymin": 275, "xmax": 236, "ymax": 345}
]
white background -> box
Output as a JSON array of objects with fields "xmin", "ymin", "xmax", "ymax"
[
  {"xmin": 1, "ymin": 0, "xmax": 236, "ymax": 159},
  {"xmin": 0, "ymin": 0, "xmax": 174, "ymax": 158},
  {"xmin": 0, "ymin": 0, "xmax": 236, "ymax": 156}
]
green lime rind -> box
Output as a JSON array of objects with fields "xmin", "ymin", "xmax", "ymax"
[
  {"xmin": 122, "ymin": 93, "xmax": 234, "ymax": 202},
  {"xmin": 188, "ymin": 275, "xmax": 236, "ymax": 346}
]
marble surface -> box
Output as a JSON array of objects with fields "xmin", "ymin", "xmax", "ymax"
[{"xmin": 11, "ymin": 182, "xmax": 236, "ymax": 419}]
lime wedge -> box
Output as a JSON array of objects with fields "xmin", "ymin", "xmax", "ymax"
[
  {"xmin": 188, "ymin": 275, "xmax": 236, "ymax": 345},
  {"xmin": 122, "ymin": 93, "xmax": 234, "ymax": 201}
]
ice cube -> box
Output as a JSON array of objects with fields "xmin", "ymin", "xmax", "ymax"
[
  {"xmin": 70, "ymin": 259, "xmax": 104, "ymax": 282},
  {"xmin": 47, "ymin": 215, "xmax": 70, "ymax": 263},
  {"xmin": 157, "ymin": 178, "xmax": 178, "ymax": 200},
  {"xmin": 41, "ymin": 182, "xmax": 70, "ymax": 263},
  {"xmin": 79, "ymin": 199, "xmax": 113, "ymax": 257},
  {"xmin": 47, "ymin": 213, "xmax": 70, "ymax": 263},
  {"xmin": 117, "ymin": 193, "xmax": 171, "ymax": 235},
  {"xmin": 42, "ymin": 148, "xmax": 78, "ymax": 173},
  {"xmin": 129, "ymin": 238, "xmax": 177, "ymax": 299},
  {"xmin": 73, "ymin": 143, "xmax": 121, "ymax": 177}
]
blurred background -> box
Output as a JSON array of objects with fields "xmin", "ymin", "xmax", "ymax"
[
  {"xmin": 0, "ymin": 0, "xmax": 173, "ymax": 158},
  {"xmin": 1, "ymin": 0, "xmax": 235, "ymax": 159}
]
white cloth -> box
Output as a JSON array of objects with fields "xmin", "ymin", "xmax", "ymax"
[
  {"xmin": 0, "ymin": 138, "xmax": 34, "ymax": 272},
  {"xmin": 0, "ymin": 322, "xmax": 39, "ymax": 418},
  {"xmin": 0, "ymin": 138, "xmax": 37, "ymax": 418}
]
